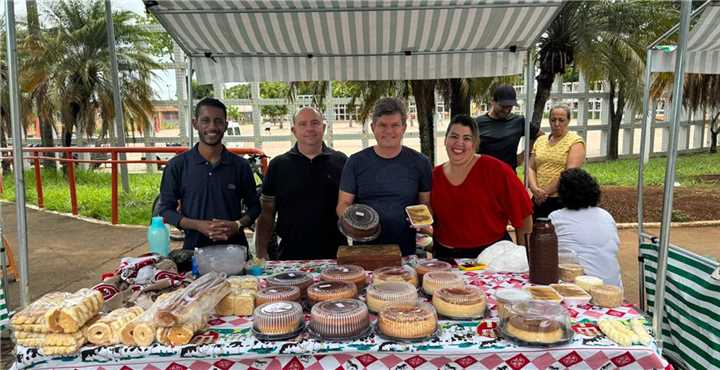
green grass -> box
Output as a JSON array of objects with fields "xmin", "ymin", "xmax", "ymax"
[{"xmin": 1, "ymin": 152, "xmax": 718, "ymax": 225}]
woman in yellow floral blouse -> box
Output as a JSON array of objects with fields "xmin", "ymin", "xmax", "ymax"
[{"xmin": 527, "ymin": 105, "xmax": 586, "ymax": 218}]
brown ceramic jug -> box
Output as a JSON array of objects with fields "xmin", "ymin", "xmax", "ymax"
[{"xmin": 524, "ymin": 218, "xmax": 559, "ymax": 285}]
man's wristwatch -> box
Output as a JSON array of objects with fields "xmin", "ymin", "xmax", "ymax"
[{"xmin": 235, "ymin": 220, "xmax": 244, "ymax": 231}]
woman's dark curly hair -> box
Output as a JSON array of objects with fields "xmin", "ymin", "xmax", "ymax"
[{"xmin": 557, "ymin": 168, "xmax": 601, "ymax": 210}]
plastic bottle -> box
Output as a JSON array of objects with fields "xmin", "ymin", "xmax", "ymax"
[{"xmin": 148, "ymin": 216, "xmax": 170, "ymax": 256}]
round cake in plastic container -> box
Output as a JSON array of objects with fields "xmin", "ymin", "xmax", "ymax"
[
  {"xmin": 494, "ymin": 288, "xmax": 532, "ymax": 320},
  {"xmin": 433, "ymin": 286, "xmax": 486, "ymax": 319},
  {"xmin": 366, "ymin": 281, "xmax": 418, "ymax": 313},
  {"xmin": 574, "ymin": 275, "xmax": 603, "ymax": 292},
  {"xmin": 339, "ymin": 204, "xmax": 381, "ymax": 241},
  {"xmin": 320, "ymin": 265, "xmax": 367, "ymax": 290},
  {"xmin": 266, "ymin": 271, "xmax": 314, "ymax": 297},
  {"xmin": 307, "ymin": 281, "xmax": 358, "ymax": 305},
  {"xmin": 255, "ymin": 286, "xmax": 302, "ymax": 306},
  {"xmin": 377, "ymin": 302, "xmax": 438, "ymax": 340},
  {"xmin": 590, "ymin": 284, "xmax": 623, "ymax": 308},
  {"xmin": 373, "ymin": 266, "xmax": 418, "ymax": 287},
  {"xmin": 253, "ymin": 301, "xmax": 304, "ymax": 336},
  {"xmin": 502, "ymin": 300, "xmax": 571, "ymax": 345},
  {"xmin": 422, "ymin": 271, "xmax": 465, "ymax": 296},
  {"xmin": 415, "ymin": 260, "xmax": 452, "ymax": 283},
  {"xmin": 310, "ymin": 299, "xmax": 370, "ymax": 339},
  {"xmin": 558, "ymin": 263, "xmax": 585, "ymax": 282}
]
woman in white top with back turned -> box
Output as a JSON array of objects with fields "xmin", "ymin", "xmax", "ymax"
[{"xmin": 549, "ymin": 168, "xmax": 622, "ymax": 287}]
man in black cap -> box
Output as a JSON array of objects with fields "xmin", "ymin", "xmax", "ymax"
[{"xmin": 475, "ymin": 84, "xmax": 543, "ymax": 171}]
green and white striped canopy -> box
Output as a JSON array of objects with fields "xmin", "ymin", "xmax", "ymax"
[
  {"xmin": 146, "ymin": 0, "xmax": 564, "ymax": 83},
  {"xmin": 650, "ymin": 3, "xmax": 720, "ymax": 74}
]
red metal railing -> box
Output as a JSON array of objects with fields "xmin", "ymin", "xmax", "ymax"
[{"xmin": 0, "ymin": 146, "xmax": 268, "ymax": 224}]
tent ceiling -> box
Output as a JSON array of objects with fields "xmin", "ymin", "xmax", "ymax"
[
  {"xmin": 650, "ymin": 3, "xmax": 720, "ymax": 74},
  {"xmin": 146, "ymin": 0, "xmax": 563, "ymax": 83}
]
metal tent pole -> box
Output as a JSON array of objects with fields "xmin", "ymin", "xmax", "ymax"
[
  {"xmin": 4, "ymin": 0, "xmax": 30, "ymax": 306},
  {"xmin": 524, "ymin": 49, "xmax": 535, "ymax": 187},
  {"xmin": 636, "ymin": 48, "xmax": 654, "ymax": 313},
  {"xmin": 186, "ymin": 56, "xmax": 194, "ymax": 147},
  {"xmin": 105, "ymin": 0, "xmax": 130, "ymax": 194},
  {"xmin": 653, "ymin": 0, "xmax": 691, "ymax": 352}
]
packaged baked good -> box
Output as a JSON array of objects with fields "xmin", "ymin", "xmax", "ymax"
[
  {"xmin": 422, "ymin": 271, "xmax": 465, "ymax": 296},
  {"xmin": 502, "ymin": 301, "xmax": 571, "ymax": 345},
  {"xmin": 366, "ymin": 282, "xmax": 418, "ymax": 313},
  {"xmin": 310, "ymin": 299, "xmax": 370, "ymax": 339},
  {"xmin": 405, "ymin": 205, "xmax": 433, "ymax": 227},
  {"xmin": 415, "ymin": 260, "xmax": 451, "ymax": 284},
  {"xmin": 339, "ymin": 204, "xmax": 381, "ymax": 241},
  {"xmin": 255, "ymin": 286, "xmax": 302, "ymax": 306},
  {"xmin": 320, "ymin": 264, "xmax": 367, "ymax": 290},
  {"xmin": 45, "ymin": 289, "xmax": 105, "ymax": 333},
  {"xmin": 216, "ymin": 288, "xmax": 256, "ymax": 316},
  {"xmin": 549, "ymin": 283, "xmax": 591, "ymax": 305},
  {"xmin": 377, "ymin": 302, "xmax": 437, "ymax": 340},
  {"xmin": 86, "ymin": 306, "xmax": 144, "ymax": 345},
  {"xmin": 432, "ymin": 286, "xmax": 486, "ymax": 319},
  {"xmin": 373, "ymin": 266, "xmax": 418, "ymax": 286},
  {"xmin": 227, "ymin": 276, "xmax": 259, "ymax": 290},
  {"xmin": 494, "ymin": 288, "xmax": 531, "ymax": 320},
  {"xmin": 253, "ymin": 301, "xmax": 304, "ymax": 336},
  {"xmin": 558, "ymin": 263, "xmax": 585, "ymax": 282},
  {"xmin": 525, "ymin": 286, "xmax": 563, "ymax": 303},
  {"xmin": 307, "ymin": 281, "xmax": 357, "ymax": 305},
  {"xmin": 590, "ymin": 284, "xmax": 623, "ymax": 308},
  {"xmin": 574, "ymin": 275, "xmax": 603, "ymax": 292},
  {"xmin": 266, "ymin": 271, "xmax": 313, "ymax": 297}
]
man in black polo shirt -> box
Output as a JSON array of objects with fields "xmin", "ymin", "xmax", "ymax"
[
  {"xmin": 255, "ymin": 107, "xmax": 347, "ymax": 260},
  {"xmin": 158, "ymin": 98, "xmax": 260, "ymax": 250},
  {"xmin": 476, "ymin": 84, "xmax": 543, "ymax": 171}
]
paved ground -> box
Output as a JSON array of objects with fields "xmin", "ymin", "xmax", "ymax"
[{"xmin": 0, "ymin": 203, "xmax": 717, "ymax": 367}]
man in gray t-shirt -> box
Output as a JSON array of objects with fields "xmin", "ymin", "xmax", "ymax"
[{"xmin": 337, "ymin": 98, "xmax": 432, "ymax": 256}]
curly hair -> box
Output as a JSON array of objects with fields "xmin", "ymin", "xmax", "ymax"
[{"xmin": 557, "ymin": 168, "xmax": 601, "ymax": 210}]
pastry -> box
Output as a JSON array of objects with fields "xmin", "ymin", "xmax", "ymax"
[
  {"xmin": 574, "ymin": 275, "xmax": 603, "ymax": 292},
  {"xmin": 44, "ymin": 289, "xmax": 104, "ymax": 334},
  {"xmin": 11, "ymin": 292, "xmax": 69, "ymax": 330},
  {"xmin": 227, "ymin": 276, "xmax": 259, "ymax": 291},
  {"xmin": 307, "ymin": 281, "xmax": 357, "ymax": 305},
  {"xmin": 310, "ymin": 299, "xmax": 370, "ymax": 339},
  {"xmin": 155, "ymin": 272, "xmax": 229, "ymax": 327},
  {"xmin": 549, "ymin": 283, "xmax": 591, "ymax": 305},
  {"xmin": 558, "ymin": 263, "xmax": 585, "ymax": 282},
  {"xmin": 590, "ymin": 284, "xmax": 623, "ymax": 308},
  {"xmin": 320, "ymin": 264, "xmax": 367, "ymax": 290},
  {"xmin": 503, "ymin": 301, "xmax": 569, "ymax": 344},
  {"xmin": 432, "ymin": 286, "xmax": 486, "ymax": 318},
  {"xmin": 373, "ymin": 266, "xmax": 418, "ymax": 286},
  {"xmin": 266, "ymin": 271, "xmax": 313, "ymax": 297},
  {"xmin": 405, "ymin": 205, "xmax": 433, "ymax": 226},
  {"xmin": 255, "ymin": 286, "xmax": 302, "ymax": 306},
  {"xmin": 339, "ymin": 204, "xmax": 381, "ymax": 241},
  {"xmin": 525, "ymin": 286, "xmax": 563, "ymax": 303},
  {"xmin": 86, "ymin": 306, "xmax": 144, "ymax": 345},
  {"xmin": 378, "ymin": 303, "xmax": 437, "ymax": 339},
  {"xmin": 216, "ymin": 288, "xmax": 256, "ymax": 316},
  {"xmin": 253, "ymin": 301, "xmax": 304, "ymax": 336},
  {"xmin": 415, "ymin": 260, "xmax": 451, "ymax": 284},
  {"xmin": 494, "ymin": 288, "xmax": 531, "ymax": 320},
  {"xmin": 366, "ymin": 282, "xmax": 418, "ymax": 313},
  {"xmin": 422, "ymin": 271, "xmax": 464, "ymax": 295}
]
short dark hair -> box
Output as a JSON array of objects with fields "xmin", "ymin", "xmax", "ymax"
[
  {"xmin": 372, "ymin": 97, "xmax": 408, "ymax": 124},
  {"xmin": 446, "ymin": 114, "xmax": 480, "ymax": 149},
  {"xmin": 558, "ymin": 168, "xmax": 601, "ymax": 210},
  {"xmin": 195, "ymin": 97, "xmax": 227, "ymax": 119}
]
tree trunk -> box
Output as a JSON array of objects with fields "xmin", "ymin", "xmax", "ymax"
[
  {"xmin": 532, "ymin": 72, "xmax": 555, "ymax": 128},
  {"xmin": 449, "ymin": 79, "xmax": 471, "ymax": 118},
  {"xmin": 710, "ymin": 111, "xmax": 719, "ymax": 153},
  {"xmin": 411, "ymin": 80, "xmax": 436, "ymax": 163},
  {"xmin": 0, "ymin": 119, "xmax": 9, "ymax": 173},
  {"xmin": 607, "ymin": 79, "xmax": 625, "ymax": 160}
]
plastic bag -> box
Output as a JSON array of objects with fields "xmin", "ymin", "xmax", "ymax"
[
  {"xmin": 194, "ymin": 245, "xmax": 247, "ymax": 275},
  {"xmin": 476, "ymin": 240, "xmax": 529, "ymax": 273}
]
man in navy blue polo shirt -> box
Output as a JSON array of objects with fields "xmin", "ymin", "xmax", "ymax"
[
  {"xmin": 254, "ymin": 107, "xmax": 348, "ymax": 260},
  {"xmin": 158, "ymin": 98, "xmax": 260, "ymax": 250}
]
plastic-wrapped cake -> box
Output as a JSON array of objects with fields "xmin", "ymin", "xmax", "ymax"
[
  {"xmin": 373, "ymin": 266, "xmax": 418, "ymax": 286},
  {"xmin": 255, "ymin": 286, "xmax": 302, "ymax": 306},
  {"xmin": 377, "ymin": 303, "xmax": 437, "ymax": 339},
  {"xmin": 494, "ymin": 288, "xmax": 531, "ymax": 320},
  {"xmin": 310, "ymin": 299, "xmax": 370, "ymax": 339},
  {"xmin": 558, "ymin": 263, "xmax": 585, "ymax": 282},
  {"xmin": 307, "ymin": 281, "xmax": 358, "ymax": 305},
  {"xmin": 549, "ymin": 283, "xmax": 591, "ymax": 305},
  {"xmin": 422, "ymin": 271, "xmax": 465, "ymax": 295},
  {"xmin": 320, "ymin": 265, "xmax": 367, "ymax": 290},
  {"xmin": 339, "ymin": 204, "xmax": 381, "ymax": 241},
  {"xmin": 574, "ymin": 275, "xmax": 603, "ymax": 292},
  {"xmin": 590, "ymin": 284, "xmax": 623, "ymax": 308},
  {"xmin": 266, "ymin": 271, "xmax": 313, "ymax": 297},
  {"xmin": 432, "ymin": 286, "xmax": 486, "ymax": 318},
  {"xmin": 253, "ymin": 301, "xmax": 304, "ymax": 336},
  {"xmin": 503, "ymin": 301, "xmax": 570, "ymax": 344},
  {"xmin": 415, "ymin": 260, "xmax": 452, "ymax": 284},
  {"xmin": 525, "ymin": 286, "xmax": 563, "ymax": 303},
  {"xmin": 366, "ymin": 282, "xmax": 418, "ymax": 313}
]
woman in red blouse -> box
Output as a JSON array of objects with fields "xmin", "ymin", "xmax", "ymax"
[{"xmin": 431, "ymin": 115, "xmax": 533, "ymax": 259}]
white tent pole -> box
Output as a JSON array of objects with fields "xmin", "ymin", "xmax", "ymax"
[
  {"xmin": 4, "ymin": 0, "xmax": 30, "ymax": 307},
  {"xmin": 105, "ymin": 0, "xmax": 130, "ymax": 194},
  {"xmin": 636, "ymin": 48, "xmax": 654, "ymax": 313},
  {"xmin": 523, "ymin": 49, "xmax": 534, "ymax": 187},
  {"xmin": 186, "ymin": 56, "xmax": 194, "ymax": 147},
  {"xmin": 653, "ymin": 0, "xmax": 691, "ymax": 351}
]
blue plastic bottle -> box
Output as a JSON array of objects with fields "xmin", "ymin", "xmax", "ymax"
[{"xmin": 148, "ymin": 216, "xmax": 170, "ymax": 256}]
